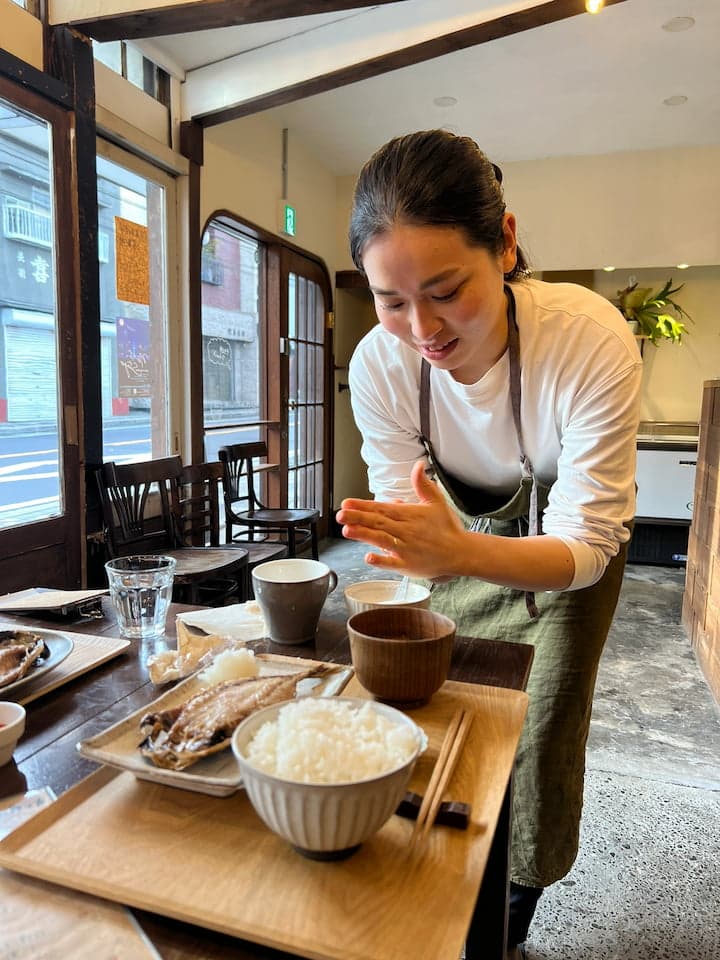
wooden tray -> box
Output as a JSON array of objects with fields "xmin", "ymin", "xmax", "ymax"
[
  {"xmin": 0, "ymin": 870, "xmax": 161, "ymax": 959},
  {"xmin": 77, "ymin": 656, "xmax": 354, "ymax": 797},
  {"xmin": 0, "ymin": 677, "xmax": 527, "ymax": 960},
  {"xmin": 1, "ymin": 627, "xmax": 131, "ymax": 706}
]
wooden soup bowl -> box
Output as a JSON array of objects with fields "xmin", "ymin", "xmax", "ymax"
[{"xmin": 347, "ymin": 607, "xmax": 456, "ymax": 708}]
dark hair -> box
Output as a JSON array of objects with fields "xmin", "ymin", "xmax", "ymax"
[{"xmin": 349, "ymin": 129, "xmax": 529, "ymax": 280}]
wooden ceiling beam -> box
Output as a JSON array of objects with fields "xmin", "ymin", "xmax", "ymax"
[
  {"xmin": 194, "ymin": 0, "xmax": 629, "ymax": 127},
  {"xmin": 53, "ymin": 0, "xmax": 406, "ymax": 42}
]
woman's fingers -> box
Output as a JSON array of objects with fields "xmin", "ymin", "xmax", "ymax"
[
  {"xmin": 341, "ymin": 521, "xmax": 398, "ymax": 554},
  {"xmin": 336, "ymin": 463, "xmax": 468, "ymax": 579},
  {"xmin": 337, "ymin": 499, "xmax": 409, "ymax": 523},
  {"xmin": 411, "ymin": 460, "xmax": 443, "ymax": 504},
  {"xmin": 365, "ymin": 550, "xmax": 404, "ymax": 570}
]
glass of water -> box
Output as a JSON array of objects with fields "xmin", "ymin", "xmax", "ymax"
[{"xmin": 105, "ymin": 555, "xmax": 176, "ymax": 639}]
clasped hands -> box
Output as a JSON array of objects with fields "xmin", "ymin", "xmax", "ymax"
[{"xmin": 335, "ymin": 460, "xmax": 467, "ymax": 580}]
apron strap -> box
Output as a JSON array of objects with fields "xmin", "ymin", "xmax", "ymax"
[
  {"xmin": 419, "ymin": 287, "xmax": 541, "ymax": 620},
  {"xmin": 420, "ymin": 358, "xmax": 433, "ymax": 464},
  {"xmin": 506, "ymin": 288, "xmax": 540, "ymax": 619}
]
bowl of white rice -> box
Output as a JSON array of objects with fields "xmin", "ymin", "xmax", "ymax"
[{"xmin": 231, "ymin": 696, "xmax": 425, "ymax": 859}]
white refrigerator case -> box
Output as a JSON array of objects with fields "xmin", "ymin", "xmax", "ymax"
[{"xmin": 635, "ymin": 448, "xmax": 697, "ymax": 521}]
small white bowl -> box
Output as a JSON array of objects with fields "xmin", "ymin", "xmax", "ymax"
[
  {"xmin": 231, "ymin": 697, "xmax": 424, "ymax": 859},
  {"xmin": 344, "ymin": 579, "xmax": 431, "ymax": 616},
  {"xmin": 0, "ymin": 701, "xmax": 26, "ymax": 766}
]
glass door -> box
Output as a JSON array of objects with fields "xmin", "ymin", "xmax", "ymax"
[
  {"xmin": 283, "ymin": 249, "xmax": 333, "ymax": 537},
  {"xmin": 201, "ymin": 224, "xmax": 266, "ymax": 460},
  {"xmin": 0, "ymin": 77, "xmax": 83, "ymax": 589},
  {"xmin": 198, "ymin": 218, "xmax": 332, "ymax": 539},
  {"xmin": 96, "ymin": 142, "xmax": 177, "ymax": 465}
]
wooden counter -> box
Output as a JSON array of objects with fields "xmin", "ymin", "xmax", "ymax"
[{"xmin": 682, "ymin": 378, "xmax": 720, "ymax": 703}]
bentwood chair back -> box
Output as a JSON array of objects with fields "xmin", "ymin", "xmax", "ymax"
[
  {"xmin": 177, "ymin": 461, "xmax": 288, "ymax": 597},
  {"xmin": 218, "ymin": 441, "xmax": 320, "ymax": 560},
  {"xmin": 97, "ymin": 457, "xmax": 248, "ymax": 605},
  {"xmin": 97, "ymin": 456, "xmax": 184, "ymax": 557}
]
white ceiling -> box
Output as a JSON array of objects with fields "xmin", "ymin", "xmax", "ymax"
[{"xmin": 140, "ymin": 0, "xmax": 720, "ymax": 176}]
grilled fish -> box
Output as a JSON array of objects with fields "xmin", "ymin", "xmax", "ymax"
[
  {"xmin": 139, "ymin": 664, "xmax": 334, "ymax": 770},
  {"xmin": 0, "ymin": 631, "xmax": 47, "ymax": 689}
]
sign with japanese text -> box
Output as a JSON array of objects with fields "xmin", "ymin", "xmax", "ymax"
[{"xmin": 115, "ymin": 217, "xmax": 150, "ymax": 305}]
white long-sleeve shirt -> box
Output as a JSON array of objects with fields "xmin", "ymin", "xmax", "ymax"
[{"xmin": 348, "ymin": 278, "xmax": 643, "ymax": 590}]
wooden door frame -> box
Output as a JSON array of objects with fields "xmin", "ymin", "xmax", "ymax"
[
  {"xmin": 0, "ymin": 62, "xmax": 85, "ymax": 589},
  {"xmin": 194, "ymin": 210, "xmax": 334, "ymax": 533}
]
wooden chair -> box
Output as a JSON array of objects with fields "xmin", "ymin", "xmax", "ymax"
[
  {"xmin": 218, "ymin": 442, "xmax": 320, "ymax": 560},
  {"xmin": 96, "ymin": 457, "xmax": 248, "ymax": 606},
  {"xmin": 176, "ymin": 461, "xmax": 288, "ymax": 598}
]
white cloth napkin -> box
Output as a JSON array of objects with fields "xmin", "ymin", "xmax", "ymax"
[{"xmin": 176, "ymin": 601, "xmax": 266, "ymax": 641}]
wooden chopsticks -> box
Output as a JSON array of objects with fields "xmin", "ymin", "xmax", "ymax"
[{"xmin": 410, "ymin": 708, "xmax": 473, "ymax": 846}]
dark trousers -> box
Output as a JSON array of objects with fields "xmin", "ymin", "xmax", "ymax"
[{"xmin": 509, "ymin": 882, "xmax": 543, "ymax": 947}]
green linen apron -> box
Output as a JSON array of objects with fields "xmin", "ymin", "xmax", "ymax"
[{"xmin": 419, "ymin": 287, "xmax": 629, "ymax": 887}]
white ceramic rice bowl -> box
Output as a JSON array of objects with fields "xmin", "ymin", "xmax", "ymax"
[
  {"xmin": 344, "ymin": 579, "xmax": 431, "ymax": 616},
  {"xmin": 0, "ymin": 701, "xmax": 26, "ymax": 766},
  {"xmin": 231, "ymin": 696, "xmax": 424, "ymax": 859}
]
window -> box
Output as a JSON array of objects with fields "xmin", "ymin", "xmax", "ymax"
[
  {"xmin": 93, "ymin": 41, "xmax": 170, "ymax": 106},
  {"xmin": 98, "ymin": 230, "xmax": 110, "ymax": 263},
  {"xmin": 201, "ymin": 251, "xmax": 223, "ymax": 285},
  {"xmin": 96, "ymin": 147, "xmax": 175, "ymax": 465},
  {"xmin": 201, "ymin": 226, "xmax": 262, "ymax": 456},
  {"xmin": 0, "ymin": 99, "xmax": 61, "ymax": 528},
  {"xmin": 2, "ymin": 196, "xmax": 52, "ymax": 247}
]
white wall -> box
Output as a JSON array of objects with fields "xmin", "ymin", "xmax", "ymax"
[
  {"xmin": 504, "ymin": 146, "xmax": 720, "ymax": 272},
  {"xmin": 337, "ymin": 145, "xmax": 720, "ymax": 274},
  {"xmin": 334, "ymin": 288, "xmax": 376, "ymax": 504},
  {"xmin": 594, "ymin": 266, "xmax": 720, "ymax": 423},
  {"xmin": 202, "ymin": 115, "xmax": 338, "ymax": 278},
  {"xmin": 334, "ymin": 147, "xmax": 720, "ymax": 429}
]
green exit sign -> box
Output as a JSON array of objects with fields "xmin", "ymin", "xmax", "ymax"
[{"xmin": 280, "ymin": 201, "xmax": 296, "ymax": 237}]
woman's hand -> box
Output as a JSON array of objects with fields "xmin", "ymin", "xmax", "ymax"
[
  {"xmin": 336, "ymin": 461, "xmax": 468, "ymax": 579},
  {"xmin": 337, "ymin": 460, "xmax": 576, "ymax": 591}
]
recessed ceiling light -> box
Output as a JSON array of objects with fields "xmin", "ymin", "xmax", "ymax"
[
  {"xmin": 602, "ymin": 266, "xmax": 616, "ymax": 272},
  {"xmin": 585, "ymin": 0, "xmax": 604, "ymax": 12},
  {"xmin": 662, "ymin": 17, "xmax": 695, "ymax": 32},
  {"xmin": 663, "ymin": 95, "xmax": 688, "ymax": 107},
  {"xmin": 676, "ymin": 263, "xmax": 690, "ymax": 270},
  {"xmin": 433, "ymin": 96, "xmax": 458, "ymax": 108}
]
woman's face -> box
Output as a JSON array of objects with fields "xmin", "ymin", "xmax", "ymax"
[{"xmin": 361, "ymin": 217, "xmax": 517, "ymax": 384}]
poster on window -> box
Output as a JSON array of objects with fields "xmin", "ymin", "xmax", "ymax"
[
  {"xmin": 115, "ymin": 216, "xmax": 149, "ymax": 305},
  {"xmin": 117, "ymin": 317, "xmax": 151, "ymax": 397}
]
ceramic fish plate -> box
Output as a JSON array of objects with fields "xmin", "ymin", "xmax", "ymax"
[{"xmin": 77, "ymin": 655, "xmax": 353, "ymax": 796}]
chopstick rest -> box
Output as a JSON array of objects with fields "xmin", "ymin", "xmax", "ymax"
[{"xmin": 395, "ymin": 791, "xmax": 471, "ymax": 829}]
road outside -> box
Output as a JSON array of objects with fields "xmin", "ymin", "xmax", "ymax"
[{"xmin": 0, "ymin": 419, "xmax": 249, "ymax": 529}]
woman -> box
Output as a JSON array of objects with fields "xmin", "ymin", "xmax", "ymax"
[{"xmin": 336, "ymin": 130, "xmax": 642, "ymax": 957}]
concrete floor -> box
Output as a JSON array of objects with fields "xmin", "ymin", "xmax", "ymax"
[{"xmin": 318, "ymin": 539, "xmax": 720, "ymax": 960}]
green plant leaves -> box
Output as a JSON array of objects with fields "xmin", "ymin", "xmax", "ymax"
[{"xmin": 611, "ymin": 278, "xmax": 692, "ymax": 345}]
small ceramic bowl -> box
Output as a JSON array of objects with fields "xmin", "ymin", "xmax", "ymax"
[
  {"xmin": 231, "ymin": 696, "xmax": 424, "ymax": 859},
  {"xmin": 0, "ymin": 701, "xmax": 27, "ymax": 766},
  {"xmin": 347, "ymin": 607, "xmax": 456, "ymax": 708},
  {"xmin": 344, "ymin": 579, "xmax": 431, "ymax": 616}
]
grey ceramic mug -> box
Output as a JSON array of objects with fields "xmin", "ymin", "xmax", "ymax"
[{"xmin": 251, "ymin": 558, "xmax": 338, "ymax": 645}]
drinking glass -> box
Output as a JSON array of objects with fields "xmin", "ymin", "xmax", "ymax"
[{"xmin": 105, "ymin": 555, "xmax": 176, "ymax": 639}]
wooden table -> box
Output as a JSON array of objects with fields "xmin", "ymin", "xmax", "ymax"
[{"xmin": 0, "ymin": 598, "xmax": 533, "ymax": 960}]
